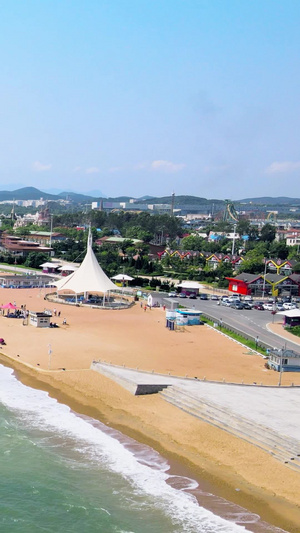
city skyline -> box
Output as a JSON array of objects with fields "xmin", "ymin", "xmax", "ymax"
[{"xmin": 0, "ymin": 1, "xmax": 299, "ymax": 199}]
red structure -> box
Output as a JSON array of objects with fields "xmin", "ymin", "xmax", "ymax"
[{"xmin": 226, "ymin": 274, "xmax": 258, "ymax": 295}]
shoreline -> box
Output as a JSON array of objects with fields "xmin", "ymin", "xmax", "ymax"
[
  {"xmin": 0, "ymin": 288, "xmax": 300, "ymax": 531},
  {"xmin": 1, "ymin": 353, "xmax": 299, "ymax": 532}
]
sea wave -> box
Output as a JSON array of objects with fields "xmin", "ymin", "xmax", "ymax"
[{"xmin": 0, "ymin": 365, "xmax": 285, "ymax": 533}]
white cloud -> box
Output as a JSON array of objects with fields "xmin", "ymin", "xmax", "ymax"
[
  {"xmin": 265, "ymin": 161, "xmax": 300, "ymax": 174},
  {"xmin": 109, "ymin": 166, "xmax": 122, "ymax": 173},
  {"xmin": 203, "ymin": 164, "xmax": 229, "ymax": 174},
  {"xmin": 151, "ymin": 160, "xmax": 185, "ymax": 172},
  {"xmin": 33, "ymin": 160, "xmax": 52, "ymax": 172},
  {"xmin": 86, "ymin": 167, "xmax": 100, "ymax": 174}
]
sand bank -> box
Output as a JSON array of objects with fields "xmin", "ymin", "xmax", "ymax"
[{"xmin": 0, "ymin": 288, "xmax": 300, "ymax": 531}]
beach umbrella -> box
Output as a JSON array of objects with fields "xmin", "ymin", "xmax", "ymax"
[{"xmin": 1, "ymin": 302, "xmax": 18, "ymax": 309}]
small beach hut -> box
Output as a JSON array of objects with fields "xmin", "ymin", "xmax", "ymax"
[{"xmin": 277, "ymin": 309, "xmax": 300, "ymax": 327}]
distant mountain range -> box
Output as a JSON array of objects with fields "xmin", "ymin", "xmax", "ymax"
[
  {"xmin": 0, "ymin": 187, "xmax": 97, "ymax": 203},
  {"xmin": 0, "ymin": 187, "xmax": 300, "ymax": 208},
  {"xmin": 238, "ymin": 197, "xmax": 300, "ymax": 205}
]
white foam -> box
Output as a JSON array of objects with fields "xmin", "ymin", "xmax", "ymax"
[{"xmin": 0, "ymin": 365, "xmax": 254, "ymax": 532}]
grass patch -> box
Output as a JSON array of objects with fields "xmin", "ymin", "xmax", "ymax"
[
  {"xmin": 285, "ymin": 326, "xmax": 300, "ymax": 338},
  {"xmin": 0, "ymin": 263, "xmax": 40, "ymax": 273},
  {"xmin": 201, "ymin": 317, "xmax": 267, "ymax": 356}
]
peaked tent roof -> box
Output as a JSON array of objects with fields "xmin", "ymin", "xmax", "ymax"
[
  {"xmin": 111, "ymin": 273, "xmax": 134, "ymax": 281},
  {"xmin": 53, "ymin": 229, "xmax": 118, "ymax": 294}
]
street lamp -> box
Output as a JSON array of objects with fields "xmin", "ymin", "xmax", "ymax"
[
  {"xmin": 231, "ymin": 224, "xmax": 237, "ymax": 255},
  {"xmin": 278, "ymin": 349, "xmax": 283, "ymax": 386},
  {"xmin": 262, "ymin": 258, "xmax": 267, "ymax": 299},
  {"xmin": 49, "ymin": 214, "xmax": 53, "ymax": 251},
  {"xmin": 278, "ymin": 343, "xmax": 286, "ymax": 386}
]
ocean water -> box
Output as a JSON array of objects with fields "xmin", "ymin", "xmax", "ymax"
[{"xmin": 0, "ymin": 364, "xmax": 287, "ymax": 533}]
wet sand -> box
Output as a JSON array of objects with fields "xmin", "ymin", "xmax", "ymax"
[{"xmin": 1, "ymin": 288, "xmax": 300, "ymax": 531}]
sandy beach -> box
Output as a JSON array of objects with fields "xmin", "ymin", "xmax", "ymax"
[{"xmin": 1, "ymin": 287, "xmax": 300, "ymax": 532}]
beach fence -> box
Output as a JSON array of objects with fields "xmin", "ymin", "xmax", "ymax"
[{"xmin": 201, "ymin": 312, "xmax": 272, "ymax": 352}]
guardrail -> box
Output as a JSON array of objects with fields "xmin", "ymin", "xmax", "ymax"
[{"xmin": 201, "ymin": 312, "xmax": 272, "ymax": 352}]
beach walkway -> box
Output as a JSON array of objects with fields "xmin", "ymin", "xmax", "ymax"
[{"xmin": 91, "ymin": 361, "xmax": 300, "ymax": 471}]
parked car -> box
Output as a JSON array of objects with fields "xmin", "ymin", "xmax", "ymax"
[
  {"xmin": 230, "ymin": 302, "xmax": 244, "ymax": 310},
  {"xmin": 282, "ymin": 296, "xmax": 291, "ymax": 303},
  {"xmin": 168, "ymin": 291, "xmax": 177, "ymax": 297},
  {"xmin": 253, "ymin": 302, "xmax": 264, "ymax": 310},
  {"xmin": 189, "ymin": 293, "xmax": 197, "ymax": 299},
  {"xmin": 228, "ymin": 295, "xmax": 241, "ymax": 302},
  {"xmin": 243, "ymin": 302, "xmax": 252, "ymax": 310},
  {"xmin": 276, "ymin": 303, "xmax": 284, "ymax": 311},
  {"xmin": 292, "ymin": 296, "xmax": 300, "ymax": 303},
  {"xmin": 199, "ymin": 293, "xmax": 209, "ymax": 300},
  {"xmin": 283, "ymin": 302, "xmax": 297, "ymax": 310},
  {"xmin": 263, "ymin": 303, "xmax": 274, "ymax": 311},
  {"xmin": 221, "ymin": 299, "xmax": 231, "ymax": 306},
  {"xmin": 179, "ymin": 293, "xmax": 187, "ymax": 298},
  {"xmin": 244, "ymin": 296, "xmax": 253, "ymax": 302},
  {"xmin": 210, "ymin": 295, "xmax": 219, "ymax": 301}
]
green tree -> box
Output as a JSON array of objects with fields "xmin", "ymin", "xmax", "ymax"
[
  {"xmin": 24, "ymin": 252, "xmax": 49, "ymax": 269},
  {"xmin": 236, "ymin": 219, "xmax": 250, "ymax": 237},
  {"xmin": 292, "ymin": 262, "xmax": 300, "ymax": 273},
  {"xmin": 268, "ymin": 241, "xmax": 289, "ymax": 259},
  {"xmin": 180, "ymin": 235, "xmax": 205, "ymax": 251},
  {"xmin": 260, "ymin": 224, "xmax": 276, "ymax": 243}
]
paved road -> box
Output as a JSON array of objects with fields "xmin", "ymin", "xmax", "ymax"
[{"xmin": 168, "ymin": 297, "xmax": 300, "ymax": 352}]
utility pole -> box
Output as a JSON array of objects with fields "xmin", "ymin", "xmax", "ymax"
[
  {"xmin": 262, "ymin": 258, "xmax": 267, "ymax": 299},
  {"xmin": 49, "ymin": 214, "xmax": 53, "ymax": 251},
  {"xmin": 171, "ymin": 192, "xmax": 175, "ymax": 216},
  {"xmin": 231, "ymin": 223, "xmax": 237, "ymax": 255}
]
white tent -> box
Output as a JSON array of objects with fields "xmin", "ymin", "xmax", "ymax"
[
  {"xmin": 52, "ymin": 229, "xmax": 118, "ymax": 295},
  {"xmin": 111, "ymin": 274, "xmax": 134, "ymax": 281}
]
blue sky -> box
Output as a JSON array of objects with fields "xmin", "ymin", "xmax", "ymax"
[{"xmin": 0, "ymin": 1, "xmax": 299, "ymax": 199}]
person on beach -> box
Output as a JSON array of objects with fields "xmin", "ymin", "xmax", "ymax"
[{"xmin": 62, "ymin": 318, "xmax": 67, "ymax": 325}]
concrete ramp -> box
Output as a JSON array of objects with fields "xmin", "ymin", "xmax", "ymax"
[{"xmin": 91, "ymin": 361, "xmax": 173, "ymax": 395}]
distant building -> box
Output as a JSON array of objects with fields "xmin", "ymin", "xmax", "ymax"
[
  {"xmin": 226, "ymin": 273, "xmax": 300, "ymax": 297},
  {"xmin": 0, "ymin": 274, "xmax": 56, "ymax": 288},
  {"xmin": 28, "ymin": 231, "xmax": 66, "ymax": 246},
  {"xmin": 0, "ymin": 234, "xmax": 52, "ymax": 257}
]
